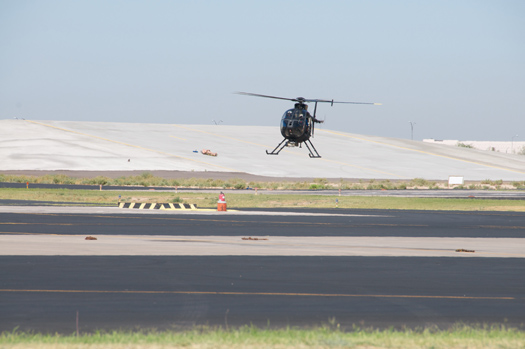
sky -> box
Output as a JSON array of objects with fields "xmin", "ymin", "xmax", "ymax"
[{"xmin": 1, "ymin": 0, "xmax": 524, "ymax": 141}]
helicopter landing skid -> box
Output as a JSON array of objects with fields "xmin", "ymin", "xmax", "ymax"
[
  {"xmin": 265, "ymin": 139, "xmax": 288, "ymax": 155},
  {"xmin": 304, "ymin": 139, "xmax": 321, "ymax": 158},
  {"xmin": 266, "ymin": 139, "xmax": 322, "ymax": 158}
]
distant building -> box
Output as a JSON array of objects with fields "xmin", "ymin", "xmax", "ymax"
[{"xmin": 423, "ymin": 139, "xmax": 525, "ymax": 154}]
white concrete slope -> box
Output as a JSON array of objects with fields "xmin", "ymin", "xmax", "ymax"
[{"xmin": 1, "ymin": 119, "xmax": 525, "ymax": 180}]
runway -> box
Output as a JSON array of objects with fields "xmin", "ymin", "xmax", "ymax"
[
  {"xmin": 2, "ymin": 256, "xmax": 524, "ymax": 333},
  {"xmin": 1, "ymin": 207, "xmax": 525, "ymax": 333}
]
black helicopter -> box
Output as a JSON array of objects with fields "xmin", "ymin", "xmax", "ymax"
[{"xmin": 236, "ymin": 92, "xmax": 381, "ymax": 158}]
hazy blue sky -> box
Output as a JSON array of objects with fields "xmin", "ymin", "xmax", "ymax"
[{"xmin": 1, "ymin": 0, "xmax": 523, "ymax": 140}]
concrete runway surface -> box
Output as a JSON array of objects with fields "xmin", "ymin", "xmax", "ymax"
[
  {"xmin": 1, "ymin": 207, "xmax": 524, "ymax": 332},
  {"xmin": 2, "ymin": 119, "xmax": 525, "ymax": 180}
]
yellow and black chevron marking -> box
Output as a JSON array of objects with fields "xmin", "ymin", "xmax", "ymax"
[
  {"xmin": 162, "ymin": 203, "xmax": 198, "ymax": 210},
  {"xmin": 118, "ymin": 203, "xmax": 198, "ymax": 210}
]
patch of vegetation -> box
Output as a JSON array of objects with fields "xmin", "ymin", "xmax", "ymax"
[
  {"xmin": 2, "ymin": 188, "xmax": 524, "ymax": 211},
  {"xmin": 1, "ymin": 324, "xmax": 524, "ymax": 349},
  {"xmin": 0, "ymin": 174, "xmax": 522, "ymax": 191},
  {"xmin": 481, "ymin": 179, "xmax": 503, "ymax": 186},
  {"xmin": 480, "ymin": 179, "xmax": 503, "ymax": 189},
  {"xmin": 409, "ymin": 178, "xmax": 436, "ymax": 188},
  {"xmin": 171, "ymin": 196, "xmax": 183, "ymax": 203},
  {"xmin": 512, "ymin": 181, "xmax": 525, "ymax": 190},
  {"xmin": 457, "ymin": 142, "xmax": 474, "ymax": 148},
  {"xmin": 82, "ymin": 176, "xmax": 111, "ymax": 186}
]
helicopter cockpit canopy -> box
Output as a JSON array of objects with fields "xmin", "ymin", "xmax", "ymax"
[
  {"xmin": 282, "ymin": 108, "xmax": 309, "ymax": 121},
  {"xmin": 280, "ymin": 107, "xmax": 311, "ymax": 141}
]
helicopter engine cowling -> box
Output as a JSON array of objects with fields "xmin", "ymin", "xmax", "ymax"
[{"xmin": 280, "ymin": 108, "xmax": 311, "ymax": 143}]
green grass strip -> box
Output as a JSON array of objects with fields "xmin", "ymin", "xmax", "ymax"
[
  {"xmin": 1, "ymin": 188, "xmax": 524, "ymax": 211},
  {"xmin": 1, "ymin": 325, "xmax": 525, "ymax": 348},
  {"xmin": 2, "ymin": 172, "xmax": 525, "ymax": 190}
]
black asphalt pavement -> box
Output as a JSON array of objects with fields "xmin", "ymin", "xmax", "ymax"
[
  {"xmin": 1, "ymin": 256, "xmax": 524, "ymax": 333},
  {"xmin": 1, "ymin": 209, "xmax": 525, "ymax": 238},
  {"xmin": 1, "ymin": 209, "xmax": 525, "ymax": 333}
]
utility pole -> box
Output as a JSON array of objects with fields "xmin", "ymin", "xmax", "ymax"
[
  {"xmin": 409, "ymin": 121, "xmax": 416, "ymax": 140},
  {"xmin": 512, "ymin": 134, "xmax": 519, "ymax": 153}
]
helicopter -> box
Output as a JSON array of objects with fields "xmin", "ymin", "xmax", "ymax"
[{"xmin": 236, "ymin": 92, "xmax": 381, "ymax": 158}]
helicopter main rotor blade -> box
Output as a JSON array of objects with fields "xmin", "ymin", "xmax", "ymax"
[
  {"xmin": 331, "ymin": 101, "xmax": 382, "ymax": 105},
  {"xmin": 305, "ymin": 98, "xmax": 382, "ymax": 105},
  {"xmin": 235, "ymin": 92, "xmax": 299, "ymax": 102},
  {"xmin": 236, "ymin": 92, "xmax": 382, "ymax": 105}
]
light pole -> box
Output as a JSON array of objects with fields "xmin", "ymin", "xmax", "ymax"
[
  {"xmin": 512, "ymin": 134, "xmax": 519, "ymax": 153},
  {"xmin": 409, "ymin": 121, "xmax": 416, "ymax": 140}
]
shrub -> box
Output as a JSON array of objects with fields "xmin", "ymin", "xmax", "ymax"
[
  {"xmin": 511, "ymin": 181, "xmax": 525, "ymax": 189},
  {"xmin": 410, "ymin": 178, "xmax": 430, "ymax": 187},
  {"xmin": 234, "ymin": 182, "xmax": 246, "ymax": 190},
  {"xmin": 83, "ymin": 176, "xmax": 110, "ymax": 185},
  {"xmin": 457, "ymin": 142, "xmax": 474, "ymax": 148},
  {"xmin": 228, "ymin": 178, "xmax": 247, "ymax": 190}
]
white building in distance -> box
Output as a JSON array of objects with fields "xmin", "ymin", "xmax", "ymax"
[{"xmin": 423, "ymin": 139, "xmax": 525, "ymax": 155}]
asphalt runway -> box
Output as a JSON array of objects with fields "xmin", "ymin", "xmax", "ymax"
[
  {"xmin": 1, "ymin": 208, "xmax": 525, "ymax": 333},
  {"xmin": 1, "ymin": 209, "xmax": 525, "ymax": 238},
  {"xmin": 2, "ymin": 256, "xmax": 525, "ymax": 333}
]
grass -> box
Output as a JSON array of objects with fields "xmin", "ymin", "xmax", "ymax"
[
  {"xmin": 457, "ymin": 142, "xmax": 475, "ymax": 149},
  {"xmin": 1, "ymin": 188, "xmax": 524, "ymax": 211},
  {"xmin": 1, "ymin": 324, "xmax": 524, "ymax": 348},
  {"xmin": 2, "ymin": 173, "xmax": 524, "ymax": 190}
]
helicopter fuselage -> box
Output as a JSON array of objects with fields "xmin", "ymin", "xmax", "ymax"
[{"xmin": 280, "ymin": 106, "xmax": 312, "ymax": 143}]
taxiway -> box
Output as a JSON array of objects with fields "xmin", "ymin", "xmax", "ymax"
[{"xmin": 1, "ymin": 207, "xmax": 524, "ymax": 332}]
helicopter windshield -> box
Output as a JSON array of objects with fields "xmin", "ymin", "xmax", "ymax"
[{"xmin": 282, "ymin": 108, "xmax": 308, "ymax": 120}]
